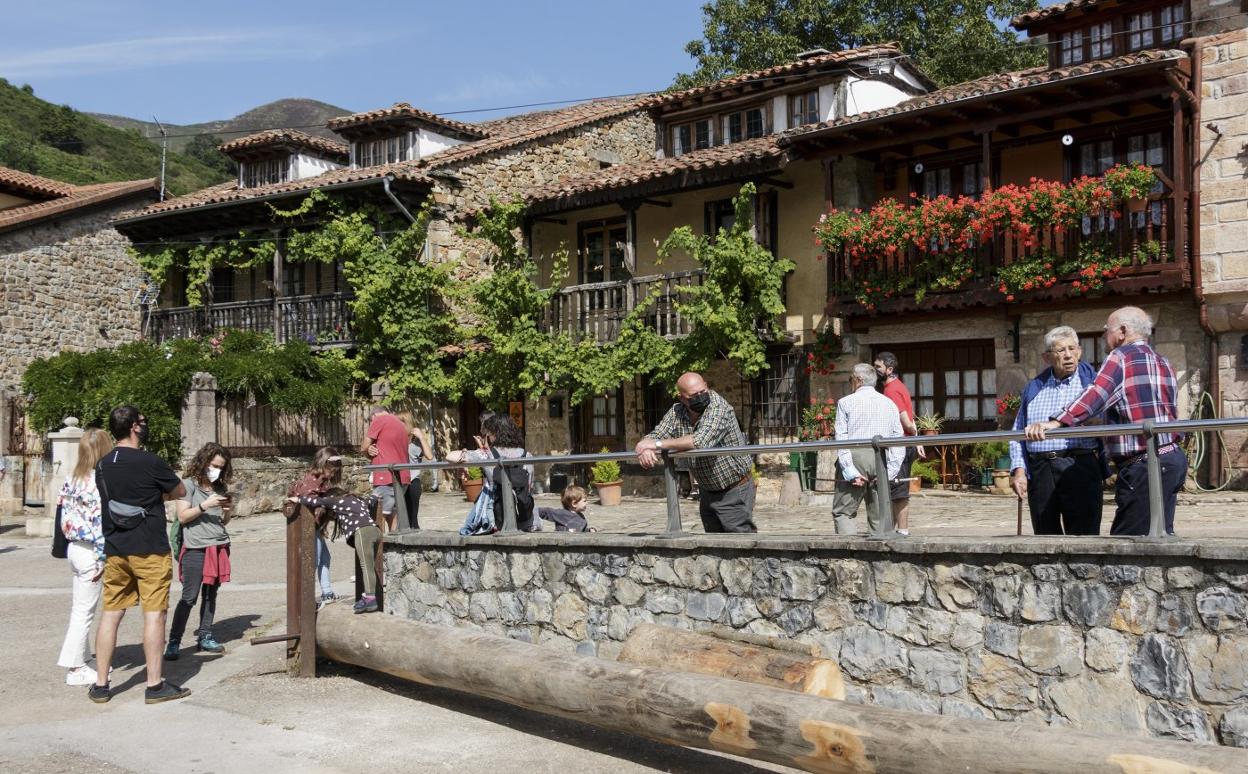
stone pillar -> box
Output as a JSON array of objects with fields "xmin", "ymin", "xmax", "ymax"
[
  {"xmin": 27, "ymin": 417, "xmax": 83, "ymax": 536},
  {"xmin": 0, "ymin": 389, "xmax": 18, "ymax": 519},
  {"xmin": 181, "ymin": 371, "xmax": 218, "ymax": 462}
]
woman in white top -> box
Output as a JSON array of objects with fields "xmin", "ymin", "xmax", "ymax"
[{"xmin": 56, "ymin": 428, "xmax": 113, "ymax": 686}]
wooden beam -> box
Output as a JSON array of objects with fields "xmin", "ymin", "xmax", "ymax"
[
  {"xmin": 754, "ymin": 176, "xmax": 795, "ymax": 190},
  {"xmin": 315, "ymin": 606, "xmax": 1248, "ymax": 773},
  {"xmin": 533, "ymin": 216, "xmax": 568, "ymax": 225}
]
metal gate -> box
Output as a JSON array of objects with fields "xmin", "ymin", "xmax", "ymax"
[
  {"xmin": 8, "ymin": 397, "xmax": 48, "ymax": 507},
  {"xmin": 744, "ymin": 349, "xmax": 807, "ymax": 445}
]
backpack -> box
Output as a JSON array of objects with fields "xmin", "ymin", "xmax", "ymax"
[{"xmin": 490, "ymin": 447, "xmax": 534, "ymax": 531}]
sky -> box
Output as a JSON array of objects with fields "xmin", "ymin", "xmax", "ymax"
[{"xmin": 2, "ymin": 0, "xmax": 708, "ymax": 125}]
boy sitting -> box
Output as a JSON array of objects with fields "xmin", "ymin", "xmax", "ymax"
[{"xmin": 538, "ymin": 485, "xmax": 593, "ymax": 532}]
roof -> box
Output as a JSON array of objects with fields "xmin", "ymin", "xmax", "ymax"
[
  {"xmin": 0, "ymin": 175, "xmax": 158, "ymax": 235},
  {"xmin": 117, "ymin": 96, "xmax": 651, "ymax": 226},
  {"xmin": 1011, "ymin": 0, "xmax": 1119, "ymax": 30},
  {"xmin": 643, "ymin": 43, "xmax": 927, "ymax": 110},
  {"xmin": 117, "ymin": 163, "xmax": 433, "ymax": 220},
  {"xmin": 219, "ymin": 129, "xmax": 348, "ymax": 161},
  {"xmin": 0, "ymin": 167, "xmax": 75, "ymax": 199},
  {"xmin": 522, "ymin": 135, "xmax": 787, "ymax": 214},
  {"xmin": 783, "ymin": 49, "xmax": 1187, "ymax": 144},
  {"xmin": 327, "ymin": 102, "xmax": 488, "ymax": 140}
]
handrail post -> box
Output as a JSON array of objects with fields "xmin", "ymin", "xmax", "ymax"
[
  {"xmin": 1143, "ymin": 420, "xmax": 1167, "ymax": 538},
  {"xmin": 389, "ymin": 466, "xmax": 412, "ymax": 533},
  {"xmin": 871, "ymin": 436, "xmax": 895, "ymax": 538},
  {"xmin": 662, "ymin": 452, "xmax": 683, "ymax": 535},
  {"xmin": 498, "ymin": 457, "xmax": 520, "ymax": 534}
]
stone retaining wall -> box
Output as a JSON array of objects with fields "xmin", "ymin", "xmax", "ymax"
[{"xmin": 383, "ymin": 532, "xmax": 1248, "ymax": 748}]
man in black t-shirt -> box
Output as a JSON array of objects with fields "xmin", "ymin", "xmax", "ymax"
[{"xmin": 90, "ymin": 406, "xmax": 190, "ymax": 705}]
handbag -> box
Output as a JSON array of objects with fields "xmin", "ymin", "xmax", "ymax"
[{"xmin": 51, "ymin": 502, "xmax": 69, "ymax": 559}]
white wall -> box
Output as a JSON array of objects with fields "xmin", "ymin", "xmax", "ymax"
[
  {"xmin": 844, "ymin": 76, "xmax": 913, "ymax": 116},
  {"xmin": 416, "ymin": 128, "xmax": 465, "ymax": 159},
  {"xmin": 292, "ymin": 154, "xmax": 343, "ymax": 180}
]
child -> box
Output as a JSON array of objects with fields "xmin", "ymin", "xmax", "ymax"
[
  {"xmin": 287, "ymin": 448, "xmax": 336, "ymax": 607},
  {"xmin": 286, "ymin": 447, "xmax": 382, "ymax": 614},
  {"xmin": 538, "ymin": 484, "xmax": 593, "ymax": 532}
]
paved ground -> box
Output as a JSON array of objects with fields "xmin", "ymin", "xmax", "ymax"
[{"xmin": 2, "ymin": 490, "xmax": 1246, "ymax": 773}]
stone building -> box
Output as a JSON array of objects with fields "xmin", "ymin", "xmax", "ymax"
[{"xmin": 0, "ymin": 167, "xmax": 159, "ymax": 514}]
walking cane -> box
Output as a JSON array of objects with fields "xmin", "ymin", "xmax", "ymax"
[{"xmin": 1016, "ymin": 495, "xmax": 1023, "ymax": 536}]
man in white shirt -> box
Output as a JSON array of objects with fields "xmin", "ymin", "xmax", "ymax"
[{"xmin": 832, "ymin": 363, "xmax": 905, "ymax": 535}]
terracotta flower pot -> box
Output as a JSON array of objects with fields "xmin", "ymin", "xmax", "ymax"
[
  {"xmin": 920, "ymin": 429, "xmax": 940, "ymax": 437},
  {"xmin": 596, "ymin": 480, "xmax": 623, "ymax": 507},
  {"xmin": 1126, "ymin": 197, "xmax": 1148, "ymax": 214},
  {"xmin": 463, "ymin": 478, "xmax": 484, "ymax": 502},
  {"xmin": 909, "ymin": 477, "xmax": 922, "ymax": 493}
]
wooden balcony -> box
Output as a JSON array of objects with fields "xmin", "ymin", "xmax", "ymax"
[
  {"xmin": 544, "ymin": 270, "xmax": 705, "ymax": 344},
  {"xmin": 827, "ymin": 195, "xmax": 1188, "ymax": 316},
  {"xmin": 147, "ymin": 293, "xmax": 354, "ymax": 346}
]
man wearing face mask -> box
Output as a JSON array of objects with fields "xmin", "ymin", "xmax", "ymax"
[
  {"xmin": 1009, "ymin": 326, "xmax": 1107, "ymax": 535},
  {"xmin": 90, "ymin": 405, "xmax": 189, "ymax": 705},
  {"xmin": 636, "ymin": 372, "xmax": 757, "ymax": 533}
]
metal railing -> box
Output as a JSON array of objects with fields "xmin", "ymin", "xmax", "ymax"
[{"xmin": 366, "ymin": 417, "xmax": 1247, "ymax": 541}]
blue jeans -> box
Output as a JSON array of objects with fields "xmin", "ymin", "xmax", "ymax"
[{"xmin": 315, "ymin": 534, "xmax": 332, "ymax": 596}]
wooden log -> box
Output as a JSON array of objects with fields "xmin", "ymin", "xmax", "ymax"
[
  {"xmin": 316, "ymin": 606, "xmax": 1248, "ymax": 774},
  {"xmin": 619, "ymin": 624, "xmax": 845, "ymax": 700},
  {"xmin": 702, "ymin": 624, "xmax": 821, "ymax": 657}
]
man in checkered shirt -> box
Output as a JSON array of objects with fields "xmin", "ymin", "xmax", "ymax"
[
  {"xmin": 636, "ymin": 372, "xmax": 756, "ymax": 533},
  {"xmin": 1026, "ymin": 307, "xmax": 1187, "ymax": 536},
  {"xmin": 832, "ymin": 364, "xmax": 905, "ymax": 535}
]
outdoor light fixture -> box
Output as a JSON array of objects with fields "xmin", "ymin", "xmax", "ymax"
[
  {"xmin": 913, "ymin": 162, "xmax": 924, "ymax": 174},
  {"xmin": 1061, "ymin": 134, "xmax": 1074, "ymax": 146}
]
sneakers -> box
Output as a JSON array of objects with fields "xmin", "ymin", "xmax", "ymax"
[
  {"xmin": 896, "ymin": 529, "xmax": 911, "ymax": 536},
  {"xmin": 144, "ymin": 680, "xmax": 191, "ymax": 704},
  {"xmin": 163, "ymin": 640, "xmax": 180, "ymax": 661},
  {"xmin": 197, "ymin": 634, "xmax": 224, "ymax": 653},
  {"xmin": 316, "ymin": 591, "xmax": 337, "ymax": 611},
  {"xmin": 88, "ymin": 683, "xmax": 111, "ymax": 704},
  {"xmin": 353, "ymin": 594, "xmax": 378, "ymax": 614},
  {"xmin": 66, "ymin": 665, "xmax": 98, "ymax": 686}
]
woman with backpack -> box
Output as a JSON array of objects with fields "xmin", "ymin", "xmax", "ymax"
[{"xmin": 446, "ymin": 414, "xmax": 535, "ymax": 533}]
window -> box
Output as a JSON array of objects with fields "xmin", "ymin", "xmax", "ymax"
[
  {"xmin": 1078, "ymin": 333, "xmax": 1111, "ymax": 369},
  {"xmin": 282, "ymin": 264, "xmax": 304, "ymax": 297},
  {"xmin": 789, "ymin": 91, "xmax": 819, "ymax": 127},
  {"xmin": 578, "ymin": 220, "xmax": 629, "ymax": 283},
  {"xmin": 1160, "ymin": 4, "xmax": 1186, "ymax": 43},
  {"xmin": 642, "ymin": 378, "xmax": 672, "ymax": 433},
  {"xmin": 211, "ymin": 268, "xmax": 234, "ymax": 303},
  {"xmin": 354, "ymin": 134, "xmax": 412, "ymax": 167},
  {"xmin": 1089, "ymin": 21, "xmax": 1113, "ymax": 59},
  {"xmin": 919, "ymin": 161, "xmax": 983, "ymax": 199},
  {"xmin": 746, "ymin": 350, "xmax": 807, "ymax": 443},
  {"xmin": 704, "ymin": 198, "xmax": 736, "ymax": 239},
  {"xmin": 1126, "ymin": 4, "xmax": 1185, "ymax": 50},
  {"xmin": 1060, "ymin": 29, "xmax": 1085, "ymax": 65},
  {"xmin": 873, "ymin": 340, "xmax": 997, "ymax": 433},
  {"xmin": 670, "ymin": 118, "xmax": 713, "ymax": 156},
  {"xmin": 722, "ymin": 105, "xmax": 767, "ymax": 144},
  {"xmin": 1074, "ymin": 130, "xmax": 1168, "ymax": 233},
  {"xmin": 1127, "ymin": 12, "xmax": 1156, "ymax": 50},
  {"xmin": 577, "ymin": 388, "xmax": 623, "ymax": 452},
  {"xmin": 241, "ymin": 157, "xmax": 289, "ymax": 188}
]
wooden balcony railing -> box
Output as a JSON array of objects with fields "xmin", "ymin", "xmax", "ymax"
[
  {"xmin": 827, "ymin": 194, "xmax": 1186, "ymax": 312},
  {"xmin": 147, "ymin": 293, "xmax": 354, "ymax": 346},
  {"xmin": 544, "ymin": 270, "xmax": 705, "ymax": 343}
]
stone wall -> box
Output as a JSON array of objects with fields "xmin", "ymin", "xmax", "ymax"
[
  {"xmin": 383, "ymin": 532, "xmax": 1248, "ymax": 747},
  {"xmin": 0, "ymin": 201, "xmax": 149, "ymax": 391}
]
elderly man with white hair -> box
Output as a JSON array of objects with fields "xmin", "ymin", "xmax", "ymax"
[
  {"xmin": 1008, "ymin": 325, "xmax": 1108, "ymax": 535},
  {"xmin": 832, "ymin": 363, "xmax": 905, "ymax": 535},
  {"xmin": 1026, "ymin": 306, "xmax": 1187, "ymax": 536}
]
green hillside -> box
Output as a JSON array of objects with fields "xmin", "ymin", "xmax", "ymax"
[{"xmin": 0, "ymin": 79, "xmax": 231, "ymax": 196}]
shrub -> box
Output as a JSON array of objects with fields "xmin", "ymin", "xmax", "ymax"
[{"xmin": 591, "ymin": 448, "xmax": 621, "ymax": 484}]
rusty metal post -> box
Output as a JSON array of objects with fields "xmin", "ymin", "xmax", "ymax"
[{"xmin": 286, "ymin": 504, "xmax": 317, "ymax": 677}]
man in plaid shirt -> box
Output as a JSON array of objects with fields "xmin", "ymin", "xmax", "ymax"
[
  {"xmin": 636, "ymin": 372, "xmax": 756, "ymax": 533},
  {"xmin": 1025, "ymin": 307, "xmax": 1187, "ymax": 536}
]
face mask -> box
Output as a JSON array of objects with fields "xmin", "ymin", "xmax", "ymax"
[
  {"xmin": 686, "ymin": 392, "xmax": 711, "ymax": 413},
  {"xmin": 207, "ymin": 467, "xmax": 222, "ymax": 483},
  {"xmin": 136, "ymin": 422, "xmax": 150, "ymax": 445}
]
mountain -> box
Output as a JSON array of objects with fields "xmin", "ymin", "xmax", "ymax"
[
  {"xmin": 0, "ymin": 79, "xmax": 231, "ymax": 196},
  {"xmin": 90, "ymin": 98, "xmax": 352, "ymax": 153}
]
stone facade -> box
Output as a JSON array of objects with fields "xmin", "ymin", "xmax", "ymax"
[
  {"xmin": 0, "ymin": 201, "xmax": 149, "ymax": 392},
  {"xmin": 384, "ymin": 532, "xmax": 1248, "ymax": 747}
]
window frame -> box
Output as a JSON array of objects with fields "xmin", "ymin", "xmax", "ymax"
[
  {"xmin": 788, "ymin": 91, "xmax": 819, "ymax": 128},
  {"xmin": 353, "ymin": 132, "xmax": 414, "ymax": 168},
  {"xmin": 240, "ymin": 156, "xmax": 290, "ymax": 188},
  {"xmin": 576, "ymin": 217, "xmax": 629, "ymax": 284},
  {"xmin": 871, "ymin": 340, "xmax": 998, "ymax": 433}
]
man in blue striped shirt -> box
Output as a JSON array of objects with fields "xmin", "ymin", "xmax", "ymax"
[{"xmin": 1009, "ymin": 326, "xmax": 1105, "ymax": 535}]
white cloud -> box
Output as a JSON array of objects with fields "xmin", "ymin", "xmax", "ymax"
[{"xmin": 0, "ymin": 29, "xmax": 379, "ymax": 79}]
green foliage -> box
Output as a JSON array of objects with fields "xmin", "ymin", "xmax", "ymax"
[
  {"xmin": 912, "ymin": 458, "xmax": 940, "ymax": 486},
  {"xmin": 20, "ymin": 332, "xmax": 354, "ymax": 461},
  {"xmin": 183, "ymin": 133, "xmax": 237, "ymax": 178},
  {"xmin": 915, "ymin": 413, "xmax": 944, "ymax": 433},
  {"xmin": 591, "ymin": 449, "xmax": 622, "ymax": 484},
  {"xmin": 969, "ymin": 440, "xmax": 1010, "ymax": 469},
  {"xmin": 674, "ymin": 0, "xmax": 1045, "ymax": 90},
  {"xmin": 0, "ymin": 80, "xmax": 230, "ymax": 194},
  {"xmin": 465, "ymin": 466, "xmax": 484, "ymax": 481}
]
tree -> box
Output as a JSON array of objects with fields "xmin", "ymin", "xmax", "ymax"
[
  {"xmin": 183, "ymin": 133, "xmax": 237, "ymax": 177},
  {"xmin": 674, "ymin": 0, "xmax": 1045, "ymax": 90},
  {"xmin": 39, "ymin": 104, "xmax": 84, "ymax": 154}
]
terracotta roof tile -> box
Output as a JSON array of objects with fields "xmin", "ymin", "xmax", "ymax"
[
  {"xmin": 327, "ymin": 102, "xmax": 487, "ymax": 139},
  {"xmin": 1012, "ymin": 0, "xmax": 1118, "ymax": 30},
  {"xmin": 643, "ymin": 44, "xmax": 919, "ymax": 109},
  {"xmin": 118, "ymin": 163, "xmax": 433, "ymax": 220},
  {"xmin": 783, "ymin": 49, "xmax": 1187, "ymax": 144},
  {"xmin": 0, "ymin": 167, "xmax": 76, "ymax": 198},
  {"xmin": 0, "ymin": 175, "xmax": 158, "ymax": 234},
  {"xmin": 219, "ymin": 129, "xmax": 348, "ymax": 161},
  {"xmin": 521, "ymin": 135, "xmax": 786, "ymax": 209}
]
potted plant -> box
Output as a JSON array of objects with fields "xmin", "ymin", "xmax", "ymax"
[
  {"xmin": 969, "ymin": 441, "xmax": 1010, "ymax": 487},
  {"xmin": 915, "ymin": 414, "xmax": 944, "ymax": 436},
  {"xmin": 1102, "ymin": 162, "xmax": 1156, "ymax": 213},
  {"xmin": 592, "ymin": 449, "xmax": 623, "ymax": 507},
  {"xmin": 796, "ymin": 398, "xmax": 836, "ymax": 489},
  {"xmin": 911, "ymin": 458, "xmax": 940, "ymax": 491},
  {"xmin": 463, "ymin": 466, "xmax": 485, "ymax": 502},
  {"xmin": 995, "ymin": 392, "xmax": 1021, "ymax": 430}
]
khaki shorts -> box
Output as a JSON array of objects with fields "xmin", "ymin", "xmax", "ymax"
[{"xmin": 102, "ymin": 553, "xmax": 172, "ymax": 612}]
